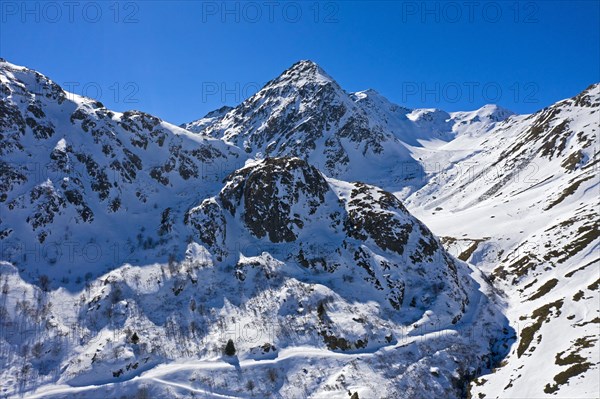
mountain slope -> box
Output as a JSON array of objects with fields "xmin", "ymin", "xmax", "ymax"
[
  {"xmin": 0, "ymin": 59, "xmax": 244, "ymax": 288},
  {"xmin": 183, "ymin": 61, "xmax": 515, "ymax": 198},
  {"xmin": 404, "ymin": 83, "xmax": 600, "ymax": 398},
  {"xmin": 0, "ymin": 60, "xmax": 512, "ymax": 399},
  {"xmin": 183, "ymin": 61, "xmax": 425, "ymax": 190}
]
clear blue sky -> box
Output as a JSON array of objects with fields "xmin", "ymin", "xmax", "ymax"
[{"xmin": 1, "ymin": 1, "xmax": 598, "ymax": 124}]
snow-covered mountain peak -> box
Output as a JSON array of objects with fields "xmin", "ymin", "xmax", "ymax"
[
  {"xmin": 182, "ymin": 62, "xmax": 526, "ymax": 184},
  {"xmin": 0, "ymin": 59, "xmax": 69, "ymax": 105},
  {"xmin": 255, "ymin": 59, "xmax": 343, "ymax": 101},
  {"xmin": 351, "ymin": 88, "xmax": 383, "ymax": 100},
  {"xmin": 181, "ymin": 61, "xmax": 423, "ymax": 182},
  {"xmin": 182, "ymin": 61, "xmax": 342, "ymax": 135},
  {"xmin": 450, "ymin": 104, "xmax": 514, "ymax": 122},
  {"xmin": 561, "ymin": 82, "xmax": 600, "ymax": 108},
  {"xmin": 351, "ymin": 88, "xmax": 377, "ymax": 98},
  {"xmin": 407, "ymin": 108, "xmax": 451, "ymax": 123},
  {"xmin": 474, "ymin": 103, "xmax": 514, "ymax": 120},
  {"xmin": 351, "ymin": 88, "xmax": 412, "ymax": 116},
  {"xmin": 1, "ymin": 58, "xmax": 29, "ymax": 74},
  {"xmin": 274, "ymin": 59, "xmax": 335, "ymax": 87},
  {"xmin": 448, "ymin": 104, "xmax": 515, "ymax": 136}
]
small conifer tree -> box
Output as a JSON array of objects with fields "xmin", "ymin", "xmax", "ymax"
[{"xmin": 224, "ymin": 339, "xmax": 236, "ymax": 356}]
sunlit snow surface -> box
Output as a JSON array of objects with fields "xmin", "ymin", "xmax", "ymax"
[{"xmin": 1, "ymin": 59, "xmax": 598, "ymax": 398}]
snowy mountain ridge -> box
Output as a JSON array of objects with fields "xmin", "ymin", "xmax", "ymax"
[
  {"xmin": 405, "ymin": 82, "xmax": 600, "ymax": 398},
  {"xmin": 0, "ymin": 58, "xmax": 598, "ymax": 398}
]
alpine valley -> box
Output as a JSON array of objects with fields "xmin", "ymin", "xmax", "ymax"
[{"xmin": 0, "ymin": 59, "xmax": 598, "ymax": 398}]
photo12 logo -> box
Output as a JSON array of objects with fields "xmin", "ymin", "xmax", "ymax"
[
  {"xmin": 1, "ymin": 1, "xmax": 140, "ymax": 24},
  {"xmin": 201, "ymin": 81, "xmax": 263, "ymax": 104},
  {"xmin": 401, "ymin": 81, "xmax": 540, "ymax": 105},
  {"xmin": 200, "ymin": 1, "xmax": 340, "ymax": 23},
  {"xmin": 400, "ymin": 1, "xmax": 540, "ymax": 24},
  {"xmin": 0, "ymin": 239, "xmax": 104, "ymax": 265},
  {"xmin": 61, "ymin": 81, "xmax": 140, "ymax": 104}
]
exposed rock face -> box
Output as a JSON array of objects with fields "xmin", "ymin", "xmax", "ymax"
[
  {"xmin": 220, "ymin": 157, "xmax": 330, "ymax": 242},
  {"xmin": 0, "ymin": 59, "xmax": 242, "ymax": 277},
  {"xmin": 186, "ymin": 157, "xmax": 468, "ymax": 321},
  {"xmin": 185, "ymin": 198, "xmax": 227, "ymax": 257}
]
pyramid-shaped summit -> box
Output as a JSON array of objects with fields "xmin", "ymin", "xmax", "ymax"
[
  {"xmin": 272, "ymin": 59, "xmax": 335, "ymax": 86},
  {"xmin": 190, "ymin": 59, "xmax": 416, "ymax": 181}
]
